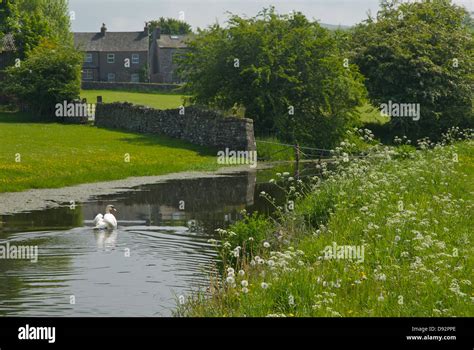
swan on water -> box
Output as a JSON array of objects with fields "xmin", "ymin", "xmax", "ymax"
[{"xmin": 93, "ymin": 204, "xmax": 118, "ymax": 230}]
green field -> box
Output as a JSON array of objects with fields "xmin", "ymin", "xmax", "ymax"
[
  {"xmin": 178, "ymin": 139, "xmax": 474, "ymax": 317},
  {"xmin": 0, "ymin": 112, "xmax": 219, "ymax": 193},
  {"xmin": 0, "ymin": 91, "xmax": 394, "ymax": 193},
  {"xmin": 80, "ymin": 90, "xmax": 187, "ymax": 109}
]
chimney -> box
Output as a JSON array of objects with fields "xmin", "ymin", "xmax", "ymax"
[
  {"xmin": 150, "ymin": 26, "xmax": 161, "ymax": 42},
  {"xmin": 144, "ymin": 22, "xmax": 149, "ymax": 35},
  {"xmin": 100, "ymin": 23, "xmax": 107, "ymax": 36}
]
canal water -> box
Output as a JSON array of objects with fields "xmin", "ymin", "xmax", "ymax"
[{"xmin": 0, "ymin": 166, "xmax": 302, "ymax": 316}]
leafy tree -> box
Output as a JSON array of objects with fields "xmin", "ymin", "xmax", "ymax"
[
  {"xmin": 352, "ymin": 0, "xmax": 474, "ymax": 140},
  {"xmin": 462, "ymin": 10, "xmax": 473, "ymax": 33},
  {"xmin": 4, "ymin": 0, "xmax": 73, "ymax": 59},
  {"xmin": 1, "ymin": 40, "xmax": 82, "ymax": 117},
  {"xmin": 0, "ymin": 0, "xmax": 19, "ymax": 43},
  {"xmin": 148, "ymin": 17, "xmax": 192, "ymax": 35},
  {"xmin": 38, "ymin": 0, "xmax": 73, "ymax": 43},
  {"xmin": 177, "ymin": 8, "xmax": 366, "ymax": 148}
]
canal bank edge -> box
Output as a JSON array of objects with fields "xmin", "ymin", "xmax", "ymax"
[{"xmin": 0, "ymin": 164, "xmax": 271, "ymax": 216}]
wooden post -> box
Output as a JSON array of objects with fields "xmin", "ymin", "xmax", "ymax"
[{"xmin": 294, "ymin": 143, "xmax": 300, "ymax": 180}]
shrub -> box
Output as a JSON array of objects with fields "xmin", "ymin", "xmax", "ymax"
[{"xmin": 1, "ymin": 40, "xmax": 82, "ymax": 118}]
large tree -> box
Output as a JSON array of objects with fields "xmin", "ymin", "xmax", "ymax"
[
  {"xmin": 1, "ymin": 0, "xmax": 81, "ymax": 117},
  {"xmin": 1, "ymin": 39, "xmax": 82, "ymax": 117},
  {"xmin": 0, "ymin": 0, "xmax": 19, "ymax": 43},
  {"xmin": 352, "ymin": 0, "xmax": 474, "ymax": 140},
  {"xmin": 148, "ymin": 17, "xmax": 192, "ymax": 35},
  {"xmin": 2, "ymin": 0, "xmax": 73, "ymax": 59},
  {"xmin": 177, "ymin": 8, "xmax": 366, "ymax": 148}
]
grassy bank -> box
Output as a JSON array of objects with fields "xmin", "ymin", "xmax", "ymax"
[
  {"xmin": 0, "ymin": 112, "xmax": 219, "ymax": 193},
  {"xmin": 178, "ymin": 134, "xmax": 473, "ymax": 317},
  {"xmin": 80, "ymin": 90, "xmax": 186, "ymax": 109},
  {"xmin": 256, "ymin": 137, "xmax": 295, "ymax": 161}
]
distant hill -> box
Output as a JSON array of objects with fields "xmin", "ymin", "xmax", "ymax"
[{"xmin": 320, "ymin": 23, "xmax": 352, "ymax": 31}]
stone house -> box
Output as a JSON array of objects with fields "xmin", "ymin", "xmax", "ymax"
[
  {"xmin": 149, "ymin": 28, "xmax": 191, "ymax": 84},
  {"xmin": 74, "ymin": 24, "xmax": 149, "ymax": 83},
  {"xmin": 74, "ymin": 24, "xmax": 190, "ymax": 84}
]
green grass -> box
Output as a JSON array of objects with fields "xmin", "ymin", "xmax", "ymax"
[
  {"xmin": 178, "ymin": 140, "xmax": 474, "ymax": 317},
  {"xmin": 256, "ymin": 137, "xmax": 295, "ymax": 161},
  {"xmin": 0, "ymin": 112, "xmax": 220, "ymax": 192},
  {"xmin": 80, "ymin": 90, "xmax": 187, "ymax": 109}
]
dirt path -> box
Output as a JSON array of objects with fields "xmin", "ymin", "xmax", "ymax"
[{"xmin": 0, "ymin": 164, "xmax": 271, "ymax": 215}]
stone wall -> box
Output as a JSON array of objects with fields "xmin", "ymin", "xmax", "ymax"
[
  {"xmin": 95, "ymin": 102, "xmax": 256, "ymax": 151},
  {"xmin": 82, "ymin": 81, "xmax": 182, "ymax": 93}
]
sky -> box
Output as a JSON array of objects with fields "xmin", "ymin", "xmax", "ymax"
[{"xmin": 69, "ymin": 0, "xmax": 473, "ymax": 32}]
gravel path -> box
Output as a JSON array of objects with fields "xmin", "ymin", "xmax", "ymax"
[{"xmin": 0, "ymin": 164, "xmax": 271, "ymax": 215}]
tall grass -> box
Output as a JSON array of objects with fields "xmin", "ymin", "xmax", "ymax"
[{"xmin": 177, "ymin": 129, "xmax": 473, "ymax": 317}]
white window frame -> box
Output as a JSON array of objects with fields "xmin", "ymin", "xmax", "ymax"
[
  {"xmin": 107, "ymin": 53, "xmax": 115, "ymax": 64},
  {"xmin": 131, "ymin": 73, "xmax": 140, "ymax": 83},
  {"xmin": 132, "ymin": 54, "xmax": 139, "ymax": 64},
  {"xmin": 107, "ymin": 73, "xmax": 116, "ymax": 82},
  {"xmin": 83, "ymin": 69, "xmax": 93, "ymax": 80},
  {"xmin": 85, "ymin": 53, "xmax": 93, "ymax": 63}
]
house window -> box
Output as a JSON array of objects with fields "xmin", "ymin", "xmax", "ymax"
[
  {"xmin": 107, "ymin": 73, "xmax": 116, "ymax": 82},
  {"xmin": 107, "ymin": 53, "xmax": 115, "ymax": 64},
  {"xmin": 82, "ymin": 69, "xmax": 93, "ymax": 80},
  {"xmin": 85, "ymin": 53, "xmax": 93, "ymax": 63},
  {"xmin": 131, "ymin": 73, "xmax": 140, "ymax": 83},
  {"xmin": 132, "ymin": 54, "xmax": 139, "ymax": 64}
]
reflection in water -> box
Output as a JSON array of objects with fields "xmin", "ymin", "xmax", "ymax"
[
  {"xmin": 94, "ymin": 230, "xmax": 118, "ymax": 250},
  {"xmin": 0, "ymin": 165, "xmax": 319, "ymax": 316},
  {"xmin": 0, "ymin": 169, "xmax": 293, "ymax": 316}
]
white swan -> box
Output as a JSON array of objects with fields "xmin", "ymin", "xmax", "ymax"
[{"xmin": 93, "ymin": 204, "xmax": 118, "ymax": 230}]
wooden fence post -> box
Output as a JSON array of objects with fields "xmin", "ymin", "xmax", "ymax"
[{"xmin": 294, "ymin": 143, "xmax": 300, "ymax": 180}]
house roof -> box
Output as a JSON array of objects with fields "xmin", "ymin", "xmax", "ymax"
[
  {"xmin": 74, "ymin": 31, "xmax": 149, "ymax": 52},
  {"xmin": 1, "ymin": 34, "xmax": 16, "ymax": 52},
  {"xmin": 156, "ymin": 34, "xmax": 192, "ymax": 49}
]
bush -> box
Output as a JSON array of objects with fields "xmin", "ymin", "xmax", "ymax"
[
  {"xmin": 1, "ymin": 40, "xmax": 82, "ymax": 118},
  {"xmin": 352, "ymin": 0, "xmax": 474, "ymax": 141},
  {"xmin": 218, "ymin": 212, "xmax": 274, "ymax": 265}
]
